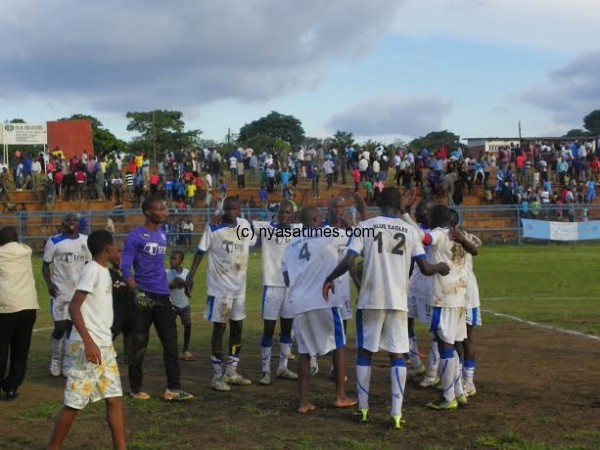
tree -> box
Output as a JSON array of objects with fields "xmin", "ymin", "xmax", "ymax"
[
  {"xmin": 583, "ymin": 109, "xmax": 600, "ymax": 135},
  {"xmin": 407, "ymin": 130, "xmax": 460, "ymax": 154},
  {"xmin": 303, "ymin": 136, "xmax": 323, "ymax": 149},
  {"xmin": 238, "ymin": 111, "xmax": 305, "ymax": 148},
  {"xmin": 9, "ymin": 118, "xmax": 26, "ymax": 123},
  {"xmin": 58, "ymin": 114, "xmax": 126, "ymax": 156},
  {"xmin": 125, "ymin": 110, "xmax": 202, "ymax": 162},
  {"xmin": 329, "ymin": 130, "xmax": 355, "ymax": 150},
  {"xmin": 563, "ymin": 128, "xmax": 590, "ymax": 138}
]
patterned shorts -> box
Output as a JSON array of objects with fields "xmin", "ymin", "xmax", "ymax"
[{"xmin": 64, "ymin": 341, "xmax": 122, "ymax": 410}]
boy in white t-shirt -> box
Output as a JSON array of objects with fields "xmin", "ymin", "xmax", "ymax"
[
  {"xmin": 48, "ymin": 230, "xmax": 125, "ymax": 450},
  {"xmin": 166, "ymin": 251, "xmax": 194, "ymax": 361},
  {"xmin": 281, "ymin": 207, "xmax": 356, "ymax": 414}
]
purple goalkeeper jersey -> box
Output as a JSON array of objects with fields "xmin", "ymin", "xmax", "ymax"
[{"xmin": 121, "ymin": 226, "xmax": 169, "ymax": 295}]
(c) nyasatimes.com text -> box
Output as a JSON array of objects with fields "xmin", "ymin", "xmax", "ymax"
[{"xmin": 236, "ymin": 226, "xmax": 376, "ymax": 241}]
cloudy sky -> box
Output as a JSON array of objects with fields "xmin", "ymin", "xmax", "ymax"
[{"xmin": 1, "ymin": 0, "xmax": 599, "ymax": 144}]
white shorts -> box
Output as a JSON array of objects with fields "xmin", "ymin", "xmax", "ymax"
[
  {"xmin": 261, "ymin": 286, "xmax": 292, "ymax": 320},
  {"xmin": 293, "ymin": 308, "xmax": 345, "ymax": 356},
  {"xmin": 64, "ymin": 342, "xmax": 122, "ymax": 410},
  {"xmin": 338, "ymin": 296, "xmax": 353, "ymax": 320},
  {"xmin": 204, "ymin": 294, "xmax": 246, "ymax": 323},
  {"xmin": 466, "ymin": 307, "xmax": 482, "ymax": 327},
  {"xmin": 356, "ymin": 309, "xmax": 409, "ymax": 354},
  {"xmin": 430, "ymin": 307, "xmax": 467, "ymax": 344},
  {"xmin": 51, "ymin": 298, "xmax": 71, "ymax": 322}
]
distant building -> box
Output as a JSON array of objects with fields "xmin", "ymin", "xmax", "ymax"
[{"xmin": 465, "ymin": 136, "xmax": 599, "ymax": 153}]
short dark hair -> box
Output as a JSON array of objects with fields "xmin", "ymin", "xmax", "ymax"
[
  {"xmin": 0, "ymin": 226, "xmax": 18, "ymax": 246},
  {"xmin": 299, "ymin": 206, "xmax": 319, "ymax": 226},
  {"xmin": 171, "ymin": 250, "xmax": 185, "ymax": 261},
  {"xmin": 449, "ymin": 208, "xmax": 460, "ymax": 226},
  {"xmin": 430, "ymin": 205, "xmax": 451, "ymax": 229},
  {"xmin": 142, "ymin": 195, "xmax": 164, "ymax": 215},
  {"xmin": 87, "ymin": 229, "xmax": 114, "ymax": 256},
  {"xmin": 379, "ymin": 187, "xmax": 401, "ymax": 209}
]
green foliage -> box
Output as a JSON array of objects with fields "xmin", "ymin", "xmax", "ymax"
[
  {"xmin": 563, "ymin": 128, "xmax": 590, "ymax": 138},
  {"xmin": 408, "ymin": 130, "xmax": 460, "ymax": 154},
  {"xmin": 238, "ymin": 111, "xmax": 305, "ymax": 148},
  {"xmin": 125, "ymin": 110, "xmax": 202, "ymax": 162},
  {"xmin": 583, "ymin": 109, "xmax": 600, "ymax": 135},
  {"xmin": 329, "ymin": 130, "xmax": 355, "ymax": 150},
  {"xmin": 360, "ymin": 139, "xmax": 379, "ymax": 152},
  {"xmin": 9, "ymin": 118, "xmax": 26, "ymax": 123},
  {"xmin": 58, "ymin": 114, "xmax": 126, "ymax": 156}
]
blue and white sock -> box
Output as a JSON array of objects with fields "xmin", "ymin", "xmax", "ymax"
[
  {"xmin": 454, "ymin": 353, "xmax": 464, "ymax": 398},
  {"xmin": 439, "ymin": 348, "xmax": 455, "ymax": 402},
  {"xmin": 260, "ymin": 337, "xmax": 272, "ymax": 374},
  {"xmin": 211, "ymin": 355, "xmax": 223, "ymax": 379},
  {"xmin": 356, "ymin": 355, "xmax": 372, "ymax": 410},
  {"xmin": 226, "ymin": 354, "xmax": 240, "ymax": 376},
  {"xmin": 408, "ymin": 330, "xmax": 422, "ymax": 368},
  {"xmin": 278, "ymin": 334, "xmax": 292, "ymax": 371},
  {"xmin": 425, "ymin": 337, "xmax": 440, "ymax": 378},
  {"xmin": 463, "ymin": 359, "xmax": 476, "ymax": 387},
  {"xmin": 390, "ymin": 358, "xmax": 406, "ymax": 417}
]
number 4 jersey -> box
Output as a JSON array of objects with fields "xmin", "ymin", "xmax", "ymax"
[
  {"xmin": 347, "ymin": 216, "xmax": 425, "ymax": 311},
  {"xmin": 281, "ymin": 231, "xmax": 348, "ymax": 316}
]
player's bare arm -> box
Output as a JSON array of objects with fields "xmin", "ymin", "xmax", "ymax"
[
  {"xmin": 185, "ymin": 252, "xmax": 204, "ymax": 295},
  {"xmin": 323, "ymin": 253, "xmax": 357, "ymax": 300},
  {"xmin": 449, "ymin": 229, "xmax": 478, "ymax": 256},
  {"xmin": 415, "ymin": 257, "xmax": 450, "ymax": 276},
  {"xmin": 68, "ymin": 290, "xmax": 101, "ymax": 365},
  {"xmin": 353, "ymin": 192, "xmax": 368, "ymax": 221},
  {"xmin": 42, "ymin": 261, "xmax": 59, "ymax": 297}
]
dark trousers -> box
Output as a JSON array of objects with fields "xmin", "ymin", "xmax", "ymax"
[
  {"xmin": 0, "ymin": 310, "xmax": 37, "ymax": 393},
  {"xmin": 128, "ymin": 293, "xmax": 180, "ymax": 392}
]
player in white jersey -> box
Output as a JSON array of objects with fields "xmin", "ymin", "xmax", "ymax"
[
  {"xmin": 406, "ymin": 198, "xmax": 436, "ymax": 381},
  {"xmin": 42, "ymin": 213, "xmax": 92, "ymax": 377},
  {"xmin": 324, "ymin": 188, "xmax": 449, "ymax": 429},
  {"xmin": 281, "ymin": 206, "xmax": 356, "ymax": 414},
  {"xmin": 187, "ymin": 197, "xmax": 257, "ymax": 392},
  {"xmin": 320, "ymin": 194, "xmax": 366, "ymax": 379},
  {"xmin": 449, "ymin": 209, "xmax": 482, "ymax": 398},
  {"xmin": 422, "ymin": 205, "xmax": 475, "ymax": 411},
  {"xmin": 253, "ymin": 200, "xmax": 301, "ymax": 385}
]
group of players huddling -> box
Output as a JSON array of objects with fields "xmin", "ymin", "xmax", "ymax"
[{"xmin": 43, "ymin": 186, "xmax": 482, "ymax": 442}]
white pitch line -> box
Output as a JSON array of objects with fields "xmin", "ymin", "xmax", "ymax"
[
  {"xmin": 482, "ymin": 309, "xmax": 600, "ymax": 342},
  {"xmin": 482, "ymin": 296, "xmax": 593, "ymax": 301}
]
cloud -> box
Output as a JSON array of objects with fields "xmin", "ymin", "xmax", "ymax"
[
  {"xmin": 0, "ymin": 0, "xmax": 405, "ymax": 112},
  {"xmin": 392, "ymin": 0, "xmax": 600, "ymax": 52},
  {"xmin": 328, "ymin": 96, "xmax": 453, "ymax": 137},
  {"xmin": 521, "ymin": 51, "xmax": 600, "ymax": 126}
]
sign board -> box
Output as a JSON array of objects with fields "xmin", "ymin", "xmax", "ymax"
[
  {"xmin": 1, "ymin": 123, "xmax": 47, "ymax": 145},
  {"xmin": 485, "ymin": 139, "xmax": 520, "ymax": 153}
]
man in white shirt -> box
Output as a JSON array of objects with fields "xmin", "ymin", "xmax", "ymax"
[
  {"xmin": 42, "ymin": 214, "xmax": 92, "ymax": 377},
  {"xmin": 323, "ymin": 188, "xmax": 449, "ymax": 429},
  {"xmin": 282, "ymin": 207, "xmax": 356, "ymax": 414},
  {"xmin": 253, "ymin": 201, "xmax": 301, "ymax": 385},
  {"xmin": 187, "ymin": 197, "xmax": 257, "ymax": 392}
]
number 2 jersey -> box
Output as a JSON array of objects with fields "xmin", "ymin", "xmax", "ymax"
[
  {"xmin": 281, "ymin": 231, "xmax": 348, "ymax": 315},
  {"xmin": 347, "ymin": 216, "xmax": 425, "ymax": 311}
]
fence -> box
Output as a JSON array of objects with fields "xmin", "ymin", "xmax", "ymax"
[{"xmin": 4, "ymin": 204, "xmax": 600, "ymax": 251}]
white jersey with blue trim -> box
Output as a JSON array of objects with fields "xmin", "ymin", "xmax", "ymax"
[
  {"xmin": 322, "ymin": 218, "xmax": 351, "ymax": 302},
  {"xmin": 43, "ymin": 233, "xmax": 92, "ymax": 303},
  {"xmin": 464, "ymin": 231, "xmax": 482, "ymax": 308},
  {"xmin": 408, "ymin": 225, "xmax": 433, "ymax": 300},
  {"xmin": 197, "ymin": 218, "xmax": 256, "ymax": 297},
  {"xmin": 428, "ymin": 227, "xmax": 468, "ymax": 308},
  {"xmin": 347, "ymin": 216, "xmax": 425, "ymax": 311},
  {"xmin": 253, "ymin": 220, "xmax": 302, "ymax": 287},
  {"xmin": 281, "ymin": 232, "xmax": 348, "ymax": 315}
]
